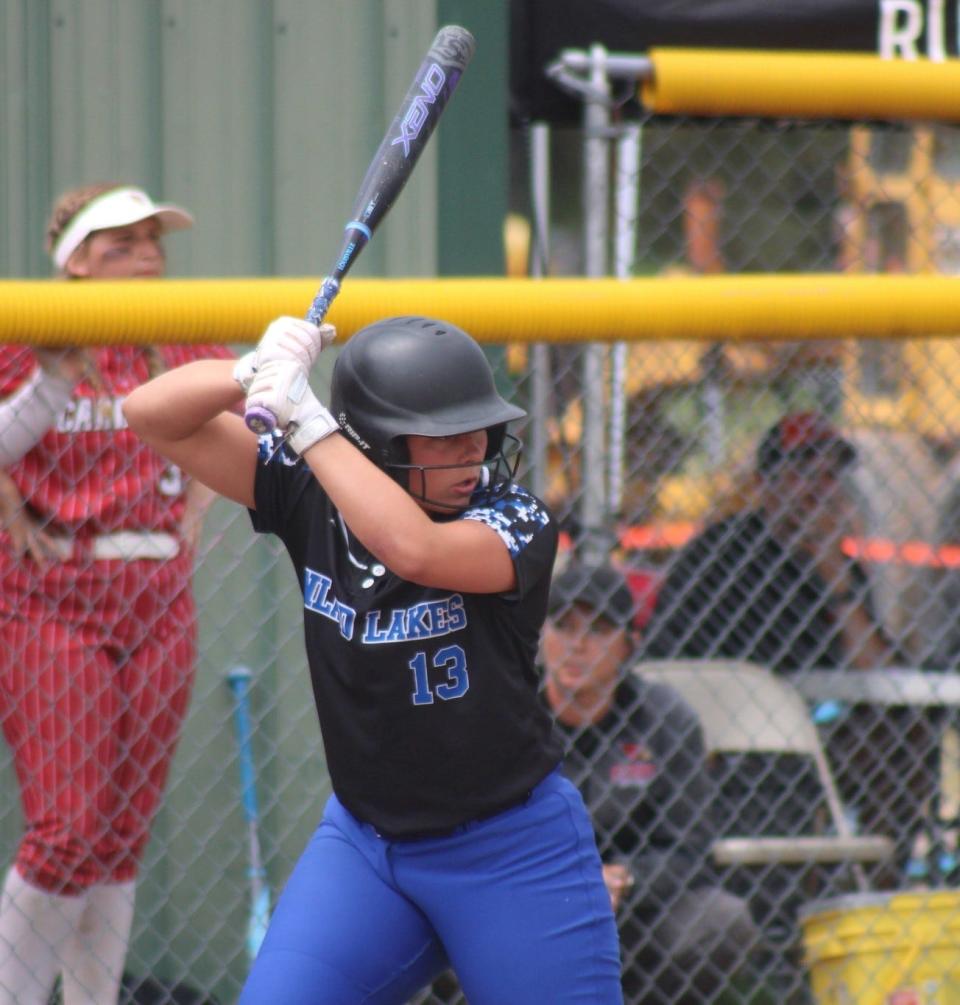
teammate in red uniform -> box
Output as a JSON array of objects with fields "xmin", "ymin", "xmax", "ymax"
[
  {"xmin": 124, "ymin": 315, "xmax": 623, "ymax": 1004},
  {"xmin": 0, "ymin": 183, "xmax": 232, "ymax": 1005}
]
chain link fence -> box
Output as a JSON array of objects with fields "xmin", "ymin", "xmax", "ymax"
[
  {"xmin": 4, "ymin": 50, "xmax": 960, "ymax": 1005},
  {"xmin": 486, "ymin": 49, "xmax": 960, "ymax": 1005}
]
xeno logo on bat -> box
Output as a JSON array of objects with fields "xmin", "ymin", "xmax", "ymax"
[{"xmin": 392, "ymin": 63, "xmax": 446, "ymax": 157}]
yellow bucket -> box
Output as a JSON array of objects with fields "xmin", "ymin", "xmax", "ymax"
[{"xmin": 800, "ymin": 891, "xmax": 960, "ymax": 1004}]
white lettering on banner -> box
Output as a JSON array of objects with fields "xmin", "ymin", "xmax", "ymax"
[
  {"xmin": 878, "ymin": 0, "xmax": 953, "ymax": 60},
  {"xmin": 931, "ymin": 0, "xmax": 948, "ymax": 59}
]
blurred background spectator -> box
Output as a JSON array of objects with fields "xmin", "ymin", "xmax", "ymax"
[
  {"xmin": 641, "ymin": 412, "xmax": 939, "ymax": 884},
  {"xmin": 543, "ymin": 561, "xmax": 758, "ymax": 1004}
]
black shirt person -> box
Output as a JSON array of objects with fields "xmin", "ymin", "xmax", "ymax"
[
  {"xmin": 544, "ymin": 561, "xmax": 757, "ymax": 1003},
  {"xmin": 642, "ymin": 412, "xmax": 934, "ymax": 882}
]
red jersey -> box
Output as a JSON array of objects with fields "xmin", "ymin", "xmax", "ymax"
[
  {"xmin": 0, "ymin": 344, "xmax": 233, "ymax": 535},
  {"xmin": 0, "ymin": 343, "xmax": 229, "ymax": 890}
]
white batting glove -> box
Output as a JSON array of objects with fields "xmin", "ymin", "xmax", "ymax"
[
  {"xmin": 254, "ymin": 316, "xmax": 336, "ymax": 373},
  {"xmin": 245, "ymin": 360, "xmax": 339, "ymax": 455},
  {"xmin": 232, "ymin": 351, "xmax": 258, "ymax": 393}
]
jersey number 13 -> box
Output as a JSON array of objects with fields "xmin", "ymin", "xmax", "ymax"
[{"xmin": 408, "ymin": 645, "xmax": 469, "ymax": 705}]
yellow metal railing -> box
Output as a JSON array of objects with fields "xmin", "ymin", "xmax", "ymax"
[
  {"xmin": 4, "ymin": 274, "xmax": 960, "ymax": 346},
  {"xmin": 640, "ymin": 49, "xmax": 960, "ymax": 121}
]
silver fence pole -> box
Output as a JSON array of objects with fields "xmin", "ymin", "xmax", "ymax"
[
  {"xmin": 610, "ymin": 122, "xmax": 642, "ymax": 517},
  {"xmin": 529, "ymin": 121, "xmax": 552, "ymax": 502},
  {"xmin": 581, "ymin": 43, "xmax": 611, "ymax": 563}
]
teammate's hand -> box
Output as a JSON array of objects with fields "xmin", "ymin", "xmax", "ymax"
[
  {"xmin": 0, "ymin": 475, "xmax": 62, "ymax": 565},
  {"xmin": 254, "ymin": 316, "xmax": 336, "ymax": 373}
]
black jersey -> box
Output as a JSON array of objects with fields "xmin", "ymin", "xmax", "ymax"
[{"xmin": 251, "ymin": 443, "xmax": 562, "ymax": 838}]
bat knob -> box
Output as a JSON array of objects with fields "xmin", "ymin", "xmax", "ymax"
[
  {"xmin": 227, "ymin": 665, "xmax": 253, "ymax": 687},
  {"xmin": 245, "ymin": 405, "xmax": 277, "ymax": 435}
]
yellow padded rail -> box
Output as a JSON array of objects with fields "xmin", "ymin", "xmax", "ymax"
[
  {"xmin": 641, "ymin": 49, "xmax": 960, "ymax": 122},
  {"xmin": 2, "ymin": 275, "xmax": 960, "ymax": 347}
]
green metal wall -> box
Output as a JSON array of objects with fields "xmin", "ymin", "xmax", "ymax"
[
  {"xmin": 2, "ymin": 0, "xmax": 447, "ymax": 279},
  {"xmin": 0, "ymin": 1, "xmax": 507, "ymax": 999}
]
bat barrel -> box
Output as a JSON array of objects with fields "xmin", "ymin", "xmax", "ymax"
[
  {"xmin": 431, "ymin": 24, "xmax": 476, "ymax": 74},
  {"xmin": 242, "ymin": 24, "xmax": 475, "ymax": 435}
]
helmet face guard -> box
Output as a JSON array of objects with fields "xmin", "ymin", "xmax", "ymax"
[
  {"xmin": 388, "ymin": 431, "xmax": 523, "ymax": 510},
  {"xmin": 331, "ymin": 317, "xmax": 526, "ymax": 508}
]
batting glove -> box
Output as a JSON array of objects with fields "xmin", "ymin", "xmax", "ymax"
[
  {"xmin": 232, "ymin": 351, "xmax": 258, "ymax": 393},
  {"xmin": 245, "ymin": 359, "xmax": 339, "ymax": 455},
  {"xmin": 254, "ymin": 316, "xmax": 336, "ymax": 373}
]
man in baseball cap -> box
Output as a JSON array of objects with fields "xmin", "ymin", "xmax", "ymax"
[
  {"xmin": 548, "ymin": 561, "xmax": 636, "ymax": 630},
  {"xmin": 641, "ymin": 410, "xmax": 921, "ymax": 890},
  {"xmin": 755, "ymin": 410, "xmax": 857, "ymax": 476},
  {"xmin": 644, "ymin": 409, "xmax": 884, "ymax": 672},
  {"xmin": 541, "ymin": 559, "xmax": 758, "ymax": 1001}
]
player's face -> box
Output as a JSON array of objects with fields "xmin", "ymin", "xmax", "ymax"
[
  {"xmin": 761, "ymin": 457, "xmax": 851, "ymax": 537},
  {"xmin": 405, "ymin": 429, "xmax": 488, "ymax": 513},
  {"xmin": 67, "ymin": 218, "xmax": 167, "ymax": 279},
  {"xmin": 542, "ymin": 603, "xmax": 631, "ymax": 699}
]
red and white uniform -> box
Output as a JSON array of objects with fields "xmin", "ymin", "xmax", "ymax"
[{"xmin": 0, "ymin": 343, "xmax": 232, "ymax": 895}]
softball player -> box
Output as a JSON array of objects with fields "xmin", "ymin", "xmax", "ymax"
[
  {"xmin": 123, "ymin": 315, "xmax": 623, "ymax": 1004},
  {"xmin": 0, "ymin": 183, "xmax": 232, "ymax": 1005}
]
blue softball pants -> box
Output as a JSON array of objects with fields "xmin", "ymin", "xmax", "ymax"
[{"xmin": 239, "ymin": 767, "xmax": 623, "ymax": 1004}]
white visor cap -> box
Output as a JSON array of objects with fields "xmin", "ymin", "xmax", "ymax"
[{"xmin": 52, "ymin": 186, "xmax": 194, "ymax": 270}]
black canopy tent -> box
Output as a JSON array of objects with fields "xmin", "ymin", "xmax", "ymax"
[{"xmin": 509, "ymin": 0, "xmax": 960, "ymax": 123}]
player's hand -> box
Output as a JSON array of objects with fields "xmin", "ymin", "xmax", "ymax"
[
  {"xmin": 0, "ymin": 475, "xmax": 62, "ymax": 565},
  {"xmin": 602, "ymin": 863, "xmax": 634, "ymax": 912},
  {"xmin": 246, "ymin": 359, "xmax": 312, "ymax": 431},
  {"xmin": 232, "ymin": 352, "xmax": 258, "ymax": 394},
  {"xmin": 36, "ymin": 347, "xmax": 89, "ymax": 384},
  {"xmin": 254, "ymin": 316, "xmax": 336, "ymax": 373},
  {"xmin": 8, "ymin": 517, "xmax": 67, "ymax": 564},
  {"xmin": 245, "ymin": 360, "xmax": 339, "ymax": 454}
]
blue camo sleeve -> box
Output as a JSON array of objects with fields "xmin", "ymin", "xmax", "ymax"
[{"xmin": 461, "ymin": 485, "xmax": 557, "ymax": 598}]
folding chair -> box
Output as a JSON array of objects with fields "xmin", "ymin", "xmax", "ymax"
[{"xmin": 636, "ymin": 659, "xmax": 893, "ymax": 890}]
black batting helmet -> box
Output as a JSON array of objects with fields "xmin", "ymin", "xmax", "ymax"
[{"xmin": 330, "ymin": 316, "xmax": 525, "ymax": 501}]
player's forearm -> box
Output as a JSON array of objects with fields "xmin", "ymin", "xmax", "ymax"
[
  {"xmin": 124, "ymin": 359, "xmax": 242, "ymax": 443},
  {"xmin": 180, "ymin": 477, "xmax": 219, "ymax": 549},
  {"xmin": 184, "ymin": 477, "xmax": 218, "ymax": 516},
  {"xmin": 0, "ymin": 469, "xmax": 24, "ymax": 524},
  {"xmin": 0, "ymin": 366, "xmax": 75, "ymax": 465},
  {"xmin": 838, "ymin": 602, "xmax": 899, "ymax": 669},
  {"xmin": 302, "ymin": 434, "xmax": 441, "ymax": 579},
  {"xmin": 827, "ymin": 564, "xmax": 899, "ymax": 668}
]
